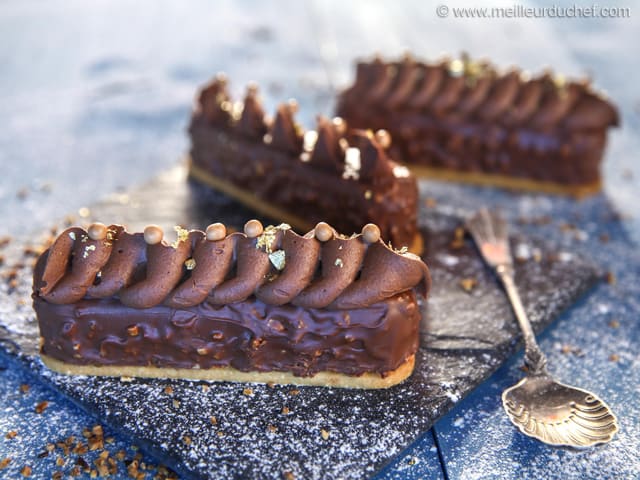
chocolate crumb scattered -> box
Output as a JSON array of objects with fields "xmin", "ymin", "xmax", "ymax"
[
  {"xmin": 201, "ymin": 384, "xmax": 210, "ymax": 392},
  {"xmin": 283, "ymin": 470, "xmax": 295, "ymax": 480},
  {"xmin": 320, "ymin": 429, "xmax": 330, "ymax": 440},
  {"xmin": 450, "ymin": 227, "xmax": 465, "ymax": 249},
  {"xmin": 243, "ymin": 387, "xmax": 254, "ymax": 396},
  {"xmin": 183, "ymin": 436, "xmax": 192, "ymax": 445},
  {"xmin": 599, "ymin": 233, "xmax": 610, "ymax": 243},
  {"xmin": 35, "ymin": 400, "xmax": 49, "ymax": 413},
  {"xmin": 52, "ymin": 472, "xmax": 62, "ymax": 480},
  {"xmin": 164, "ymin": 386, "xmax": 174, "ymax": 395},
  {"xmin": 216, "ymin": 431, "xmax": 225, "ymax": 437},
  {"xmin": 605, "ymin": 271, "xmax": 616, "ymax": 285},
  {"xmin": 210, "ymin": 416, "xmax": 217, "ymax": 425},
  {"xmin": 20, "ymin": 465, "xmax": 32, "ymax": 477},
  {"xmin": 459, "ymin": 277, "xmax": 477, "ymax": 293},
  {"xmin": 0, "ymin": 236, "xmax": 11, "ymax": 248},
  {"xmin": 0, "ymin": 458, "xmax": 11, "ymax": 469},
  {"xmin": 609, "ymin": 319, "xmax": 620, "ymax": 328},
  {"xmin": 268, "ymin": 425, "xmax": 278, "ymax": 433},
  {"xmin": 281, "ymin": 406, "xmax": 290, "ymax": 415},
  {"xmin": 5, "ymin": 430, "xmax": 18, "ymax": 439},
  {"xmin": 609, "ymin": 353, "xmax": 620, "ymax": 362},
  {"xmin": 289, "ymin": 389, "xmax": 300, "ymax": 396}
]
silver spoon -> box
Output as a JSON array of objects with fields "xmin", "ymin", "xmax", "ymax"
[{"xmin": 466, "ymin": 208, "xmax": 618, "ymax": 447}]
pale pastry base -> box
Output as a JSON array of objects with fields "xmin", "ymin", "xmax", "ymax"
[
  {"xmin": 188, "ymin": 160, "xmax": 424, "ymax": 255},
  {"xmin": 409, "ymin": 165, "xmax": 602, "ymax": 199},
  {"xmin": 41, "ymin": 354, "xmax": 416, "ymax": 389}
]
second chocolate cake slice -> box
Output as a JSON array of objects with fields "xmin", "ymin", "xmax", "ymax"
[
  {"xmin": 337, "ymin": 54, "xmax": 619, "ymax": 197},
  {"xmin": 189, "ymin": 75, "xmax": 422, "ymax": 252}
]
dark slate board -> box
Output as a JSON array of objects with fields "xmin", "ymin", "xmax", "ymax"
[{"xmin": 0, "ymin": 164, "xmax": 600, "ymax": 480}]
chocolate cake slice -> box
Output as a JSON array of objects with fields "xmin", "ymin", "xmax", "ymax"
[
  {"xmin": 189, "ymin": 75, "xmax": 422, "ymax": 252},
  {"xmin": 336, "ymin": 54, "xmax": 619, "ymax": 197},
  {"xmin": 32, "ymin": 220, "xmax": 430, "ymax": 389}
]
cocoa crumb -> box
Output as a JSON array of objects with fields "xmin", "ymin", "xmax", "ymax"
[
  {"xmin": 163, "ymin": 386, "xmax": 173, "ymax": 395},
  {"xmin": 0, "ymin": 236, "xmax": 11, "ymax": 249},
  {"xmin": 56, "ymin": 456, "xmax": 65, "ymax": 466},
  {"xmin": 289, "ymin": 389, "xmax": 300, "ymax": 396},
  {"xmin": 20, "ymin": 465, "xmax": 32, "ymax": 476},
  {"xmin": 281, "ymin": 406, "xmax": 290, "ymax": 415},
  {"xmin": 450, "ymin": 227, "xmax": 465, "ymax": 249},
  {"xmin": 19, "ymin": 384, "xmax": 29, "ymax": 394},
  {"xmin": 605, "ymin": 271, "xmax": 616, "ymax": 285},
  {"xmin": 182, "ymin": 436, "xmax": 191, "ymax": 445},
  {"xmin": 0, "ymin": 458, "xmax": 11, "ymax": 469},
  {"xmin": 459, "ymin": 277, "xmax": 477, "ymax": 293},
  {"xmin": 209, "ymin": 416, "xmax": 217, "ymax": 425},
  {"xmin": 5, "ymin": 430, "xmax": 17, "ymax": 439},
  {"xmin": 599, "ymin": 233, "xmax": 610, "ymax": 244},
  {"xmin": 609, "ymin": 353, "xmax": 620, "ymax": 362},
  {"xmin": 52, "ymin": 472, "xmax": 63, "ymax": 480},
  {"xmin": 283, "ymin": 471, "xmax": 295, "ymax": 480},
  {"xmin": 609, "ymin": 319, "xmax": 620, "ymax": 328},
  {"xmin": 267, "ymin": 425, "xmax": 277, "ymax": 433},
  {"xmin": 16, "ymin": 187, "xmax": 29, "ymax": 200},
  {"xmin": 243, "ymin": 388, "xmax": 254, "ymax": 396},
  {"xmin": 35, "ymin": 400, "xmax": 49, "ymax": 413},
  {"xmin": 216, "ymin": 431, "xmax": 225, "ymax": 437},
  {"xmin": 267, "ymin": 382, "xmax": 275, "ymax": 389},
  {"xmin": 320, "ymin": 429, "xmax": 330, "ymax": 440}
]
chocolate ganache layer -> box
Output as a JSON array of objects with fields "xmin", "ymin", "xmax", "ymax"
[
  {"xmin": 336, "ymin": 54, "xmax": 619, "ymax": 197},
  {"xmin": 189, "ymin": 75, "xmax": 421, "ymax": 251},
  {"xmin": 33, "ymin": 221, "xmax": 431, "ymax": 387}
]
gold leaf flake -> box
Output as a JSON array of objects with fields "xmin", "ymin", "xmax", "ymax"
[{"xmin": 269, "ymin": 250, "xmax": 286, "ymax": 271}]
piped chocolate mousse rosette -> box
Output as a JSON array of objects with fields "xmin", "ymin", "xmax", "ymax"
[
  {"xmin": 337, "ymin": 53, "xmax": 619, "ymax": 197},
  {"xmin": 33, "ymin": 220, "xmax": 430, "ymax": 389},
  {"xmin": 189, "ymin": 74, "xmax": 422, "ymax": 253}
]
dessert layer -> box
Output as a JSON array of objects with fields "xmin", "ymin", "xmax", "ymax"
[{"xmin": 35, "ymin": 291, "xmax": 420, "ymax": 380}]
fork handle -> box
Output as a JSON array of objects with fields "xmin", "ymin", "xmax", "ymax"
[{"xmin": 496, "ymin": 265, "xmax": 548, "ymax": 375}]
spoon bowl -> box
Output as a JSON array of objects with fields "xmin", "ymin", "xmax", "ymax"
[{"xmin": 503, "ymin": 375, "xmax": 618, "ymax": 447}]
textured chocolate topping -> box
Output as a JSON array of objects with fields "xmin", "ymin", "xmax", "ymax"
[
  {"xmin": 270, "ymin": 101, "xmax": 304, "ymax": 154},
  {"xmin": 339, "ymin": 54, "xmax": 619, "ymax": 133},
  {"xmin": 237, "ymin": 84, "xmax": 268, "ymax": 139},
  {"xmin": 198, "ymin": 74, "xmax": 231, "ymax": 126},
  {"xmin": 190, "ymin": 76, "xmax": 420, "ymax": 247},
  {"xmin": 33, "ymin": 222, "xmax": 430, "ymax": 310}
]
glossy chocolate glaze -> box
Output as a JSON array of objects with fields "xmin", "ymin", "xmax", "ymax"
[
  {"xmin": 189, "ymin": 78, "xmax": 419, "ymax": 248},
  {"xmin": 35, "ymin": 291, "xmax": 419, "ymax": 377},
  {"xmin": 336, "ymin": 55, "xmax": 619, "ymax": 187}
]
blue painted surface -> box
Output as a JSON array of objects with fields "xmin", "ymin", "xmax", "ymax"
[{"xmin": 1, "ymin": 1, "xmax": 638, "ymax": 479}]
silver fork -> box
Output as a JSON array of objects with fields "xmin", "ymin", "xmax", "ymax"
[{"xmin": 466, "ymin": 208, "xmax": 618, "ymax": 447}]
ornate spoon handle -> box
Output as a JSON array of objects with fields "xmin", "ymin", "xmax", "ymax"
[
  {"xmin": 495, "ymin": 265, "xmax": 547, "ymax": 375},
  {"xmin": 466, "ymin": 208, "xmax": 548, "ymax": 374}
]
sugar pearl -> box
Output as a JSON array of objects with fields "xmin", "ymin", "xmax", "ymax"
[
  {"xmin": 244, "ymin": 219, "xmax": 264, "ymax": 238},
  {"xmin": 143, "ymin": 225, "xmax": 164, "ymax": 245},
  {"xmin": 87, "ymin": 222, "xmax": 107, "ymax": 241},
  {"xmin": 362, "ymin": 224, "xmax": 381, "ymax": 244},
  {"xmin": 314, "ymin": 222, "xmax": 333, "ymax": 242},
  {"xmin": 206, "ymin": 223, "xmax": 227, "ymax": 241},
  {"xmin": 375, "ymin": 129, "xmax": 392, "ymax": 149}
]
